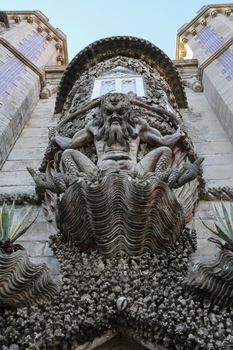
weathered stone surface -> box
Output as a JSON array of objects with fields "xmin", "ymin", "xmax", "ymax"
[{"xmin": 1, "ymin": 160, "xmax": 41, "ymax": 171}]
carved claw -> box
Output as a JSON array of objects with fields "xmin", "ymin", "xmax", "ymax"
[{"xmin": 169, "ymin": 157, "xmax": 204, "ymax": 189}]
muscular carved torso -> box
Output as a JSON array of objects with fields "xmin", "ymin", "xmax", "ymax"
[{"xmin": 90, "ymin": 123, "xmax": 141, "ymax": 171}]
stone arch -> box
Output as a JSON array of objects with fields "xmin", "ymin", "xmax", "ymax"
[{"xmin": 55, "ymin": 36, "xmax": 187, "ymax": 115}]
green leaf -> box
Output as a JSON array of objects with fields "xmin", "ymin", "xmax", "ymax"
[
  {"xmin": 10, "ymin": 208, "xmax": 38, "ymax": 242},
  {"xmin": 10, "ymin": 207, "xmax": 32, "ymax": 240},
  {"xmin": 8, "ymin": 201, "xmax": 15, "ymax": 237},
  {"xmin": 214, "ymin": 205, "xmax": 229, "ymax": 235},
  {"xmin": 230, "ymin": 203, "xmax": 233, "ymax": 223},
  {"xmin": 215, "ymin": 223, "xmax": 233, "ymax": 245},
  {"xmin": 1, "ymin": 202, "xmax": 10, "ymax": 241},
  {"xmin": 201, "ymin": 219, "xmax": 218, "ymax": 235},
  {"xmin": 0, "ymin": 207, "xmax": 2, "ymax": 240},
  {"xmin": 221, "ymin": 202, "xmax": 233, "ymax": 239}
]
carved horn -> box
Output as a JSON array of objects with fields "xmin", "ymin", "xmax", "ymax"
[
  {"xmin": 57, "ymin": 98, "xmax": 101, "ymax": 128},
  {"xmin": 131, "ymin": 99, "xmax": 183, "ymax": 127}
]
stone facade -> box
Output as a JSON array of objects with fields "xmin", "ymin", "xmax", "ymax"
[
  {"xmin": 0, "ymin": 11, "xmax": 68, "ymax": 168},
  {"xmin": 0, "ymin": 5, "xmax": 233, "ymax": 350},
  {"xmin": 176, "ymin": 4, "xmax": 233, "ymax": 144}
]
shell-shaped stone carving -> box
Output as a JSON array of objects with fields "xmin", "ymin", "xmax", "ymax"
[
  {"xmin": 186, "ymin": 249, "xmax": 233, "ymax": 306},
  {"xmin": 59, "ymin": 171, "xmax": 185, "ymax": 256},
  {"xmin": 116, "ymin": 296, "xmax": 127, "ymax": 311},
  {"xmin": 0, "ymin": 250, "xmax": 59, "ymax": 308}
]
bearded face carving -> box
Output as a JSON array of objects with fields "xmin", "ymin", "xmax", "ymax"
[{"xmin": 96, "ymin": 93, "xmax": 138, "ymax": 149}]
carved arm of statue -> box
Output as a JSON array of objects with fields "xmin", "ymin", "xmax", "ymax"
[
  {"xmin": 53, "ymin": 125, "xmax": 93, "ymax": 150},
  {"xmin": 141, "ymin": 125, "xmax": 184, "ymax": 147}
]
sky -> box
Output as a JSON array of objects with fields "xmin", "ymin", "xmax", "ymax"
[{"xmin": 0, "ymin": 0, "xmax": 230, "ymax": 61}]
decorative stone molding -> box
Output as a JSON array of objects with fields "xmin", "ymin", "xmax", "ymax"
[
  {"xmin": 211, "ymin": 10, "xmax": 218, "ymax": 18},
  {"xmin": 190, "ymin": 76, "xmax": 203, "ymax": 92},
  {"xmin": 176, "ymin": 4, "xmax": 233, "ymax": 59},
  {"xmin": 201, "ymin": 19, "xmax": 207, "ymax": 26},
  {"xmin": 191, "ymin": 28, "xmax": 197, "ymax": 36},
  {"xmin": 225, "ymin": 8, "xmax": 232, "ymax": 16},
  {"xmin": 0, "ymin": 11, "xmax": 10, "ymax": 29},
  {"xmin": 37, "ymin": 25, "xmax": 43, "ymax": 32},
  {"xmin": 40, "ymin": 86, "xmax": 51, "ymax": 99},
  {"xmin": 6, "ymin": 10, "xmax": 68, "ymax": 64},
  {"xmin": 55, "ymin": 42, "xmax": 62, "ymax": 50},
  {"xmin": 26, "ymin": 16, "xmax": 34, "ymax": 23},
  {"xmin": 57, "ymin": 55, "xmax": 64, "ymax": 64},
  {"xmin": 46, "ymin": 33, "xmax": 52, "ymax": 41},
  {"xmin": 14, "ymin": 16, "xmax": 21, "ymax": 24}
]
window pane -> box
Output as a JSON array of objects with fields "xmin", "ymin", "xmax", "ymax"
[
  {"xmin": 121, "ymin": 79, "xmax": 137, "ymax": 93},
  {"xmin": 100, "ymin": 80, "xmax": 116, "ymax": 94}
]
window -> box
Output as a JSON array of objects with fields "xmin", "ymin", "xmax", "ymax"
[{"xmin": 92, "ymin": 66, "xmax": 144, "ymax": 99}]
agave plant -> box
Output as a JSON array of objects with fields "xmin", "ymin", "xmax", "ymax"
[
  {"xmin": 202, "ymin": 202, "xmax": 233, "ymax": 250},
  {"xmin": 0, "ymin": 202, "xmax": 38, "ymax": 254},
  {"xmin": 187, "ymin": 203, "xmax": 233, "ymax": 305},
  {"xmin": 0, "ymin": 202, "xmax": 59, "ymax": 308}
]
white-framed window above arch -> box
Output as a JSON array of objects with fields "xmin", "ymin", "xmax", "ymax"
[{"xmin": 91, "ymin": 66, "xmax": 145, "ymax": 99}]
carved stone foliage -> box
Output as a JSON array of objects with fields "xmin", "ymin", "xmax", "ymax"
[
  {"xmin": 0, "ymin": 249, "xmax": 59, "ymax": 308},
  {"xmin": 186, "ymin": 248, "xmax": 233, "ymax": 306}
]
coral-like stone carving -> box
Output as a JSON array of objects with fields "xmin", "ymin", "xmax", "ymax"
[{"xmin": 0, "ymin": 249, "xmax": 59, "ymax": 308}]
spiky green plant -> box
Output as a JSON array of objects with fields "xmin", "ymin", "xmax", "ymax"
[
  {"xmin": 0, "ymin": 202, "xmax": 38, "ymax": 253},
  {"xmin": 202, "ymin": 202, "xmax": 233, "ymax": 249}
]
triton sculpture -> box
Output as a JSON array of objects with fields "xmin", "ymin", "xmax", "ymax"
[{"xmin": 29, "ymin": 92, "xmax": 203, "ymax": 256}]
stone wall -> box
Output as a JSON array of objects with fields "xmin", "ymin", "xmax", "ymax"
[
  {"xmin": 176, "ymin": 5, "xmax": 233, "ymax": 145},
  {"xmin": 0, "ymin": 11, "xmax": 67, "ymax": 168}
]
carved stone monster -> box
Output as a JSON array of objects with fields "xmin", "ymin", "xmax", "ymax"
[{"xmin": 53, "ymin": 93, "xmax": 184, "ymax": 181}]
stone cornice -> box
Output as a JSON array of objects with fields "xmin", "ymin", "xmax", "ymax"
[
  {"xmin": 5, "ymin": 10, "xmax": 68, "ymax": 65},
  {"xmin": 176, "ymin": 3, "xmax": 233, "ymax": 59},
  {"xmin": 0, "ymin": 37, "xmax": 45, "ymax": 86},
  {"xmin": 55, "ymin": 36, "xmax": 187, "ymax": 114},
  {"xmin": 199, "ymin": 37, "xmax": 233, "ymax": 79}
]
